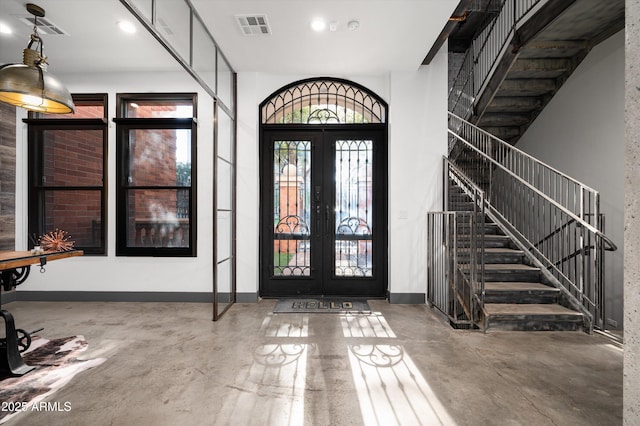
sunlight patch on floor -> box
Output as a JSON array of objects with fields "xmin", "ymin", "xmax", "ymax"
[
  {"xmin": 260, "ymin": 313, "xmax": 309, "ymax": 337},
  {"xmin": 216, "ymin": 343, "xmax": 307, "ymax": 425},
  {"xmin": 348, "ymin": 344, "xmax": 456, "ymax": 425},
  {"xmin": 341, "ymin": 312, "xmax": 396, "ymax": 338}
]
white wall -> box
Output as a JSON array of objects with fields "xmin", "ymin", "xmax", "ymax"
[
  {"xmin": 517, "ymin": 31, "xmax": 625, "ymax": 328},
  {"xmin": 388, "ymin": 46, "xmax": 449, "ymax": 299},
  {"xmin": 15, "ymin": 44, "xmax": 449, "ymax": 300},
  {"xmin": 236, "ymin": 44, "xmax": 449, "ymax": 300},
  {"xmin": 16, "ymin": 71, "xmax": 217, "ymax": 294}
]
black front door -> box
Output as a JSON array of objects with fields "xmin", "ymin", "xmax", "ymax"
[{"xmin": 260, "ymin": 127, "xmax": 387, "ymax": 297}]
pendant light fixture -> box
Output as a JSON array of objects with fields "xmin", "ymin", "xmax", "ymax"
[{"xmin": 0, "ymin": 3, "xmax": 74, "ymax": 114}]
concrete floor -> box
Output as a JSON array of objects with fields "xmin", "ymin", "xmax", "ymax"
[{"xmin": 1, "ymin": 300, "xmax": 622, "ymax": 426}]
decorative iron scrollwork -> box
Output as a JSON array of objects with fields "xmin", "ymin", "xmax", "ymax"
[
  {"xmin": 261, "ymin": 78, "xmax": 387, "ymax": 125},
  {"xmin": 337, "ymin": 216, "xmax": 371, "ymax": 235},
  {"xmin": 307, "ymin": 108, "xmax": 340, "ymax": 124},
  {"xmin": 275, "ymin": 215, "xmax": 310, "ymax": 236}
]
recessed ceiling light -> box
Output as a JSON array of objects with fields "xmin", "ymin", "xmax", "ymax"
[
  {"xmin": 0, "ymin": 23, "xmax": 12, "ymax": 35},
  {"xmin": 310, "ymin": 18, "xmax": 326, "ymax": 32},
  {"xmin": 118, "ymin": 20, "xmax": 137, "ymax": 34}
]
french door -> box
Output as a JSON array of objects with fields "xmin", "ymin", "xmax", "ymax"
[{"xmin": 260, "ymin": 127, "xmax": 387, "ymax": 297}]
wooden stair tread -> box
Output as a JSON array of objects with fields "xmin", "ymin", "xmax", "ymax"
[
  {"xmin": 458, "ymin": 248, "xmax": 522, "ymax": 253},
  {"xmin": 484, "ymin": 282, "xmax": 559, "ymax": 291},
  {"xmin": 483, "ymin": 264, "xmax": 538, "ymax": 271},
  {"xmin": 484, "ymin": 303, "xmax": 581, "ymax": 316}
]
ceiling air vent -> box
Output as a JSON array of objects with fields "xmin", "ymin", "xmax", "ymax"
[
  {"xmin": 19, "ymin": 15, "xmax": 68, "ymax": 36},
  {"xmin": 236, "ymin": 15, "xmax": 271, "ymax": 36}
]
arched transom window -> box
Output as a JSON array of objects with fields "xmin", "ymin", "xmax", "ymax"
[{"xmin": 261, "ymin": 78, "xmax": 387, "ymax": 125}]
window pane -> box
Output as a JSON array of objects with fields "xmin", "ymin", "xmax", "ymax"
[
  {"xmin": 41, "ymin": 129, "xmax": 103, "ymax": 186},
  {"xmin": 126, "ymin": 189, "xmax": 190, "ymax": 247},
  {"xmin": 128, "ymin": 129, "xmax": 191, "ymax": 187},
  {"xmin": 125, "ymin": 99, "xmax": 193, "ymax": 118},
  {"xmin": 43, "ymin": 190, "xmax": 103, "ymax": 249},
  {"xmin": 43, "ymin": 101, "xmax": 104, "ymax": 119},
  {"xmin": 155, "ymin": 0, "xmax": 191, "ymax": 64}
]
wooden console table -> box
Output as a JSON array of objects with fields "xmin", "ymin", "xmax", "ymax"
[{"xmin": 0, "ymin": 249, "xmax": 83, "ymax": 376}]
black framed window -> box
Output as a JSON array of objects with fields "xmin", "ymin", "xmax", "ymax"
[
  {"xmin": 115, "ymin": 93, "xmax": 197, "ymax": 257},
  {"xmin": 26, "ymin": 94, "xmax": 108, "ymax": 255}
]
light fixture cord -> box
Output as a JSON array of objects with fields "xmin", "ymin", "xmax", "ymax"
[
  {"xmin": 26, "ymin": 14, "xmax": 46, "ymax": 108},
  {"xmin": 26, "ymin": 14, "xmax": 46, "ymax": 65}
]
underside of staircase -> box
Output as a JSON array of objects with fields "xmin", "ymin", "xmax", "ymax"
[
  {"xmin": 449, "ymin": 185, "xmax": 584, "ymax": 331},
  {"xmin": 468, "ymin": 0, "xmax": 624, "ymax": 144}
]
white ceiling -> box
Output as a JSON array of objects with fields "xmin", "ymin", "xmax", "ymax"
[{"xmin": 0, "ymin": 0, "xmax": 457, "ymax": 76}]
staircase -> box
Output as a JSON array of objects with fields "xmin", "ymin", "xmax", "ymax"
[
  {"xmin": 428, "ymin": 0, "xmax": 619, "ymax": 332},
  {"xmin": 449, "ymin": 185, "xmax": 584, "ymax": 331}
]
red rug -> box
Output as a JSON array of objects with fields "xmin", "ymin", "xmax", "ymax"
[{"xmin": 0, "ymin": 335, "xmax": 104, "ymax": 424}]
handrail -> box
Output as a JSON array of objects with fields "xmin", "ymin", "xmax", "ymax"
[
  {"xmin": 448, "ymin": 112, "xmax": 598, "ymax": 193},
  {"xmin": 447, "ymin": 113, "xmax": 617, "ymax": 331},
  {"xmin": 447, "ymin": 118, "xmax": 617, "ymax": 252},
  {"xmin": 535, "ymin": 215, "xmax": 616, "ymax": 252}
]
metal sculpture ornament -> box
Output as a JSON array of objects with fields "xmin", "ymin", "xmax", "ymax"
[{"xmin": 38, "ymin": 229, "xmax": 75, "ymax": 252}]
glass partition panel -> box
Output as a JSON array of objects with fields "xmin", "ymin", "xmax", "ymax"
[
  {"xmin": 217, "ymin": 109, "xmax": 233, "ymax": 162},
  {"xmin": 155, "ymin": 0, "xmax": 191, "ymax": 63},
  {"xmin": 216, "ymin": 210, "xmax": 232, "ymax": 263},
  {"xmin": 217, "ymin": 159, "xmax": 232, "ymax": 211},
  {"xmin": 217, "ymin": 53, "xmax": 234, "ymax": 112},
  {"xmin": 214, "ymin": 102, "xmax": 235, "ymax": 320},
  {"xmin": 130, "ymin": 0, "xmax": 153, "ymax": 20},
  {"xmin": 216, "ymin": 259, "xmax": 233, "ymax": 313},
  {"xmin": 192, "ymin": 17, "xmax": 216, "ymax": 91}
]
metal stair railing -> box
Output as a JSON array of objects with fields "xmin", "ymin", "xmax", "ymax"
[
  {"xmin": 447, "ymin": 113, "xmax": 617, "ymax": 331},
  {"xmin": 449, "ymin": 0, "xmax": 546, "ymax": 119},
  {"xmin": 427, "ymin": 160, "xmax": 487, "ymax": 330}
]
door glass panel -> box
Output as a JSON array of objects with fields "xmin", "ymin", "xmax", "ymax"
[
  {"xmin": 273, "ymin": 140, "xmax": 311, "ymax": 276},
  {"xmin": 335, "ymin": 140, "xmax": 373, "ymax": 277}
]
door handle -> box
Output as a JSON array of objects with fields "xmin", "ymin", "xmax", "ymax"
[
  {"xmin": 314, "ymin": 186, "xmax": 321, "ymax": 234},
  {"xmin": 326, "ymin": 204, "xmax": 331, "ymax": 237}
]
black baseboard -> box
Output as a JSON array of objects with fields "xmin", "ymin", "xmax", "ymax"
[
  {"xmin": 6, "ymin": 291, "xmax": 420, "ymax": 304},
  {"xmin": 236, "ymin": 292, "xmax": 259, "ymax": 303},
  {"xmin": 0, "ymin": 290, "xmax": 17, "ymax": 306},
  {"xmin": 389, "ymin": 293, "xmax": 425, "ymax": 304},
  {"xmin": 14, "ymin": 291, "xmax": 213, "ymax": 303}
]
